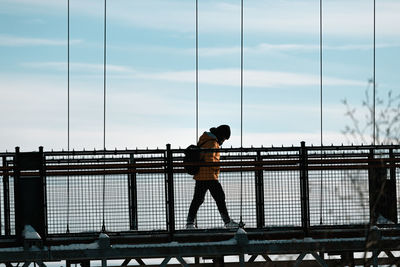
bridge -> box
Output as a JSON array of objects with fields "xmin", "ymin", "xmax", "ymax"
[
  {"xmin": 1, "ymin": 0, "xmax": 399, "ymax": 264},
  {"xmin": 0, "ymin": 142, "xmax": 400, "ymax": 266}
]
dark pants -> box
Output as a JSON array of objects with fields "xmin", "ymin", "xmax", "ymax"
[{"xmin": 187, "ymin": 180, "xmax": 230, "ymax": 224}]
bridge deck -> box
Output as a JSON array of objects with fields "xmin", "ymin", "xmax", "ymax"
[{"xmin": 0, "ymin": 143, "xmax": 399, "ymax": 265}]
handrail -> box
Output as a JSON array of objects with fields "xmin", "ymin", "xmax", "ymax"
[{"xmin": 1, "ymin": 157, "xmax": 399, "ymax": 176}]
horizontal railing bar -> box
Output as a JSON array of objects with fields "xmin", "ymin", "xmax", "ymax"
[
  {"xmin": 1, "ymin": 157, "xmax": 399, "ymax": 175},
  {"xmin": 308, "ymin": 158, "xmax": 400, "ymax": 165},
  {"xmin": 44, "ymin": 149, "xmax": 166, "ymax": 156},
  {"xmin": 45, "ymin": 157, "xmax": 166, "ymax": 163},
  {"xmin": 306, "ymin": 144, "xmax": 400, "ymax": 150},
  {"xmin": 45, "ymin": 158, "xmax": 130, "ymax": 163},
  {"xmin": 2, "ymin": 144, "xmax": 400, "ymax": 157},
  {"xmin": 45, "ymin": 162, "xmax": 166, "ymax": 170},
  {"xmin": 42, "ymin": 153, "xmax": 400, "ymax": 165},
  {"xmin": 46, "ymin": 151, "xmax": 400, "ymax": 160},
  {"xmin": 46, "ymin": 157, "xmax": 400, "ymax": 169},
  {"xmin": 3, "ymin": 163, "xmax": 398, "ymax": 177}
]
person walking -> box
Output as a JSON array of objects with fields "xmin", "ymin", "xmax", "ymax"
[{"xmin": 186, "ymin": 125, "xmax": 239, "ymax": 229}]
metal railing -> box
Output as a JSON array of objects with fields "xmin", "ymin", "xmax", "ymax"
[{"xmin": 0, "ymin": 143, "xmax": 399, "ymax": 238}]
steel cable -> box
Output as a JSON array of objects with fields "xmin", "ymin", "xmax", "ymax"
[
  {"xmin": 102, "ymin": 0, "xmax": 107, "ymax": 232},
  {"xmin": 319, "ymin": 0, "xmax": 323, "ymax": 225},
  {"xmin": 196, "ymin": 0, "xmax": 199, "ymax": 142},
  {"xmin": 373, "ymin": 0, "xmax": 376, "ymax": 145},
  {"xmin": 239, "ymin": 0, "xmax": 244, "ymax": 226},
  {"xmin": 66, "ymin": 0, "xmax": 70, "ymax": 234}
]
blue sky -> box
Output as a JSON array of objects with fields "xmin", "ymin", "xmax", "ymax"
[{"xmin": 0, "ymin": 0, "xmax": 399, "ymax": 151}]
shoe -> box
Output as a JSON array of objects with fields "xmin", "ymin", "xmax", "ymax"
[
  {"xmin": 186, "ymin": 223, "xmax": 196, "ymax": 229},
  {"xmin": 377, "ymin": 214, "xmax": 394, "ymax": 224},
  {"xmin": 225, "ymin": 220, "xmax": 239, "ymax": 229}
]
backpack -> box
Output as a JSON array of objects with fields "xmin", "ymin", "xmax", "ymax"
[{"xmin": 183, "ymin": 140, "xmax": 210, "ymax": 175}]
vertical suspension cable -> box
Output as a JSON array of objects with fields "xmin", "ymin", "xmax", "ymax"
[
  {"xmin": 239, "ymin": 0, "xmax": 244, "ymax": 226},
  {"xmin": 102, "ymin": 0, "xmax": 107, "ymax": 232},
  {"xmin": 373, "ymin": 0, "xmax": 376, "ymax": 145},
  {"xmin": 66, "ymin": 0, "xmax": 70, "ymax": 234},
  {"xmin": 193, "ymin": 0, "xmax": 199, "ymax": 228},
  {"xmin": 319, "ymin": 0, "xmax": 323, "ymax": 150},
  {"xmin": 103, "ymin": 1, "xmax": 107, "ymax": 153},
  {"xmin": 319, "ymin": 0, "xmax": 323, "ymax": 225},
  {"xmin": 240, "ymin": 1, "xmax": 244, "ymax": 148},
  {"xmin": 196, "ymin": 0, "xmax": 199, "ymax": 142}
]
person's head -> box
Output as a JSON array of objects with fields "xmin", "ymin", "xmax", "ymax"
[{"xmin": 210, "ymin": 124, "xmax": 231, "ymax": 145}]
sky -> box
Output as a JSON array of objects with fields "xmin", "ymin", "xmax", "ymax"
[{"xmin": 0, "ymin": 0, "xmax": 399, "ymax": 151}]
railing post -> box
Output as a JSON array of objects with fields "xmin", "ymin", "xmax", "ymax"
[
  {"xmin": 0, "ymin": 158, "xmax": 2, "ymax": 234},
  {"xmin": 128, "ymin": 153, "xmax": 138, "ymax": 230},
  {"xmin": 14, "ymin": 146, "xmax": 20, "ymax": 238},
  {"xmin": 0, "ymin": 157, "xmax": 2, "ymax": 235},
  {"xmin": 368, "ymin": 148, "xmax": 377, "ymax": 224},
  {"xmin": 369, "ymin": 148, "xmax": 397, "ymax": 224},
  {"xmin": 255, "ymin": 151, "xmax": 265, "ymax": 228},
  {"xmin": 299, "ymin": 141, "xmax": 310, "ymax": 236},
  {"xmin": 389, "ymin": 148, "xmax": 398, "ymax": 223},
  {"xmin": 40, "ymin": 146, "xmax": 48, "ymax": 237},
  {"xmin": 14, "ymin": 146, "xmax": 47, "ymax": 242},
  {"xmin": 165, "ymin": 144, "xmax": 175, "ymax": 236},
  {"xmin": 2, "ymin": 156, "xmax": 11, "ymax": 236}
]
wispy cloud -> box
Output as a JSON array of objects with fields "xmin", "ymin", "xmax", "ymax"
[
  {"xmin": 20, "ymin": 61, "xmax": 363, "ymax": 87},
  {"xmin": 138, "ymin": 69, "xmax": 364, "ymax": 87},
  {"xmin": 193, "ymin": 43, "xmax": 400, "ymax": 57},
  {"xmin": 21, "ymin": 62, "xmax": 136, "ymax": 74},
  {"xmin": 0, "ymin": 72, "xmax": 355, "ymax": 150},
  {"xmin": 0, "ymin": 73, "xmax": 194, "ymax": 150},
  {"xmin": 0, "ymin": 126, "xmax": 349, "ymax": 151},
  {"xmin": 107, "ymin": 0, "xmax": 400, "ymax": 38},
  {"xmin": 23, "ymin": 18, "xmax": 46, "ymax": 25},
  {"xmin": 108, "ymin": 42, "xmax": 400, "ymax": 58},
  {"xmin": 0, "ymin": 34, "xmax": 81, "ymax": 46},
  {"xmin": 1, "ymin": 0, "xmax": 399, "ymax": 38},
  {"xmin": 256, "ymin": 43, "xmax": 400, "ymax": 52}
]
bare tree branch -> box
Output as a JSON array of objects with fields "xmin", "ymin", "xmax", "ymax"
[{"xmin": 342, "ymin": 80, "xmax": 400, "ymax": 145}]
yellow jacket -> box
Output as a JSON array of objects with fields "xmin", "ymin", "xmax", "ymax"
[{"xmin": 194, "ymin": 132, "xmax": 220, "ymax": 181}]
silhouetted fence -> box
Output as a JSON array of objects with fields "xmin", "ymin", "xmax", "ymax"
[{"xmin": 0, "ymin": 143, "xmax": 399, "ymax": 238}]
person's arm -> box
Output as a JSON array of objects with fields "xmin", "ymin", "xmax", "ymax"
[{"xmin": 202, "ymin": 140, "xmax": 220, "ymax": 170}]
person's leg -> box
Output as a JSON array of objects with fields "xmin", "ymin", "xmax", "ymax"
[
  {"xmin": 208, "ymin": 180, "xmax": 231, "ymax": 224},
  {"xmin": 187, "ymin": 180, "xmax": 208, "ymax": 225}
]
